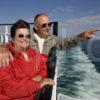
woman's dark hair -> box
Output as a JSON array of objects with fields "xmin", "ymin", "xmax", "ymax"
[{"xmin": 10, "ymin": 19, "xmax": 30, "ymax": 39}]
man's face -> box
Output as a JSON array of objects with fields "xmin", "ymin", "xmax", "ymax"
[{"xmin": 35, "ymin": 15, "xmax": 52, "ymax": 38}]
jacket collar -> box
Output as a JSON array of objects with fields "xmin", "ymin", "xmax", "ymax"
[
  {"xmin": 7, "ymin": 41, "xmax": 29, "ymax": 57},
  {"xmin": 31, "ymin": 32, "xmax": 55, "ymax": 42}
]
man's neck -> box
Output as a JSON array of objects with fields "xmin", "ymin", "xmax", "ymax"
[
  {"xmin": 34, "ymin": 33, "xmax": 44, "ymax": 40},
  {"xmin": 35, "ymin": 32, "xmax": 47, "ymax": 39},
  {"xmin": 34, "ymin": 33, "xmax": 45, "ymax": 53}
]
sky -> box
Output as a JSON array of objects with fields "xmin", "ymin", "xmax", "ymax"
[{"xmin": 0, "ymin": 0, "xmax": 100, "ymax": 36}]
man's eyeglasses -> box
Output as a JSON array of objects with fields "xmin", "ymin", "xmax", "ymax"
[
  {"xmin": 18, "ymin": 34, "xmax": 31, "ymax": 39},
  {"xmin": 41, "ymin": 22, "xmax": 52, "ymax": 28}
]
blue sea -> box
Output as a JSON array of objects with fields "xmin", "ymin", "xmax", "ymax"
[{"xmin": 57, "ymin": 41, "xmax": 100, "ymax": 100}]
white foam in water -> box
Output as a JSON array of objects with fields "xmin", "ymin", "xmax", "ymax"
[
  {"xmin": 57, "ymin": 67, "xmax": 64, "ymax": 77},
  {"xmin": 58, "ymin": 93, "xmax": 81, "ymax": 100},
  {"xmin": 57, "ymin": 46, "xmax": 100, "ymax": 100}
]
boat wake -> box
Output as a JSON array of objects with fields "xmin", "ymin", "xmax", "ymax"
[{"xmin": 57, "ymin": 46, "xmax": 100, "ymax": 100}]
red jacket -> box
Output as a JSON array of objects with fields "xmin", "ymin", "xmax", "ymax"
[{"xmin": 0, "ymin": 42, "xmax": 47, "ymax": 100}]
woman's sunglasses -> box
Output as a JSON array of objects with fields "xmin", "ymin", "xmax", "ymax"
[{"xmin": 18, "ymin": 34, "xmax": 31, "ymax": 39}]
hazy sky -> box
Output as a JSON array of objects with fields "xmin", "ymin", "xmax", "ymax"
[{"xmin": 0, "ymin": 0, "xmax": 100, "ymax": 36}]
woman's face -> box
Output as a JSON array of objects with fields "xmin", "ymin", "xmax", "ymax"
[{"xmin": 13, "ymin": 28, "xmax": 30, "ymax": 51}]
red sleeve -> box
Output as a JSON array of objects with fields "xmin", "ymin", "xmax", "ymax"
[
  {"xmin": 0, "ymin": 67, "xmax": 41, "ymax": 99},
  {"xmin": 28, "ymin": 48, "xmax": 47, "ymax": 79},
  {"xmin": 39, "ymin": 54, "xmax": 47, "ymax": 79}
]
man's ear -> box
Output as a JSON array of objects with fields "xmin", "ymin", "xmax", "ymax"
[
  {"xmin": 11, "ymin": 38, "xmax": 15, "ymax": 43},
  {"xmin": 34, "ymin": 25, "xmax": 38, "ymax": 30}
]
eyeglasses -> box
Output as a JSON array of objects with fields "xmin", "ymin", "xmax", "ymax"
[
  {"xmin": 41, "ymin": 22, "xmax": 52, "ymax": 28},
  {"xmin": 18, "ymin": 34, "xmax": 31, "ymax": 39}
]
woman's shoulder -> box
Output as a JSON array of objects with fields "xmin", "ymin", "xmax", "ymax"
[{"xmin": 28, "ymin": 48, "xmax": 48, "ymax": 57}]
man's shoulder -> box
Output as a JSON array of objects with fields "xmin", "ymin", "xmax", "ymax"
[
  {"xmin": 48, "ymin": 34, "xmax": 57, "ymax": 37},
  {"xmin": 47, "ymin": 34, "xmax": 58, "ymax": 40}
]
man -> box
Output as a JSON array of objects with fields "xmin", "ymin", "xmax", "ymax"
[{"xmin": 0, "ymin": 13, "xmax": 100, "ymax": 100}]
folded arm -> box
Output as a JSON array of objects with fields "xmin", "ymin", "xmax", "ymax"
[
  {"xmin": 0, "ymin": 68, "xmax": 41, "ymax": 99},
  {"xmin": 33, "ymin": 54, "xmax": 47, "ymax": 81}
]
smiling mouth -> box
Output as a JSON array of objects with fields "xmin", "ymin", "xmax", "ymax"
[
  {"xmin": 20, "ymin": 42, "xmax": 29, "ymax": 45},
  {"xmin": 20, "ymin": 40, "xmax": 29, "ymax": 42}
]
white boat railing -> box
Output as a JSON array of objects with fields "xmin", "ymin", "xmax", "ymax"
[
  {"xmin": 51, "ymin": 67, "xmax": 57, "ymax": 100},
  {"xmin": 0, "ymin": 34, "xmax": 10, "ymax": 43}
]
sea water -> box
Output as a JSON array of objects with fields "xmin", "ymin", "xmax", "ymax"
[{"xmin": 57, "ymin": 42, "xmax": 100, "ymax": 100}]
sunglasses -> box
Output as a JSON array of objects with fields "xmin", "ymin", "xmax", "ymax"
[
  {"xmin": 18, "ymin": 34, "xmax": 31, "ymax": 39},
  {"xmin": 41, "ymin": 22, "xmax": 52, "ymax": 28}
]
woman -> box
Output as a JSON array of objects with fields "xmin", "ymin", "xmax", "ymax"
[{"xmin": 0, "ymin": 19, "xmax": 54, "ymax": 100}]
